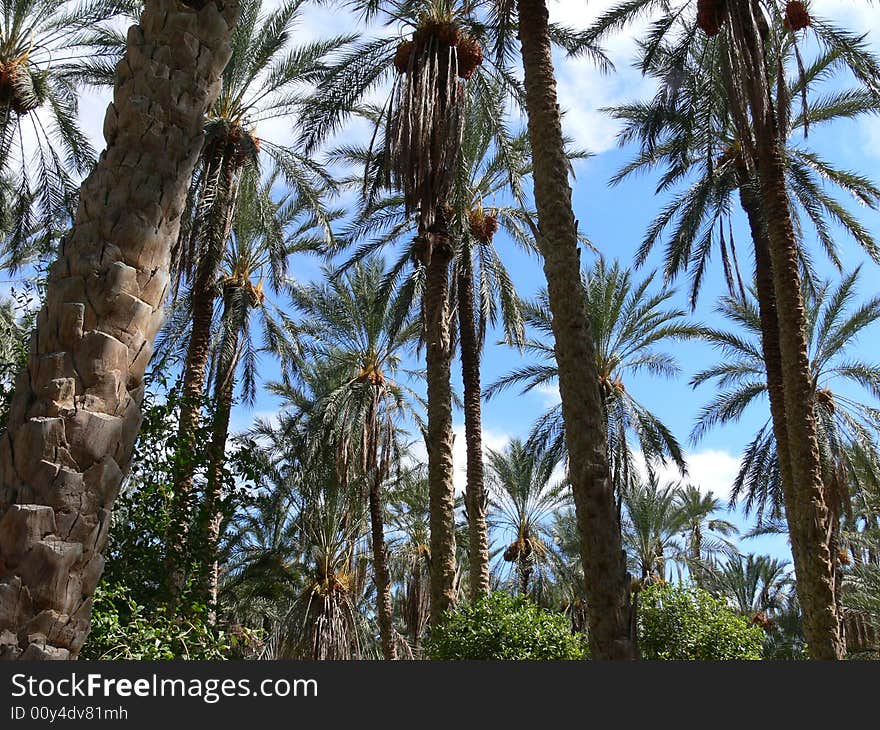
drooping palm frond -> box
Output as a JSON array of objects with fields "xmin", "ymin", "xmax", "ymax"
[{"xmin": 692, "ymin": 269, "xmax": 880, "ymax": 524}]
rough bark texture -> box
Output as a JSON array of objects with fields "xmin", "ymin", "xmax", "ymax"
[
  {"xmin": 423, "ymin": 227, "xmax": 456, "ymax": 626},
  {"xmin": 368, "ymin": 467, "xmax": 396, "ymax": 659},
  {"xmin": 0, "ymin": 0, "xmax": 237, "ymax": 660},
  {"xmin": 516, "ymin": 0, "xmax": 636, "ymax": 659},
  {"xmin": 737, "ymin": 178, "xmax": 793, "ymax": 494},
  {"xmin": 456, "ymin": 258, "xmax": 490, "ymax": 600},
  {"xmin": 727, "ymin": 0, "xmax": 842, "ymax": 659}
]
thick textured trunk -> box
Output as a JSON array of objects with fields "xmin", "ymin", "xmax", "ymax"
[
  {"xmin": 368, "ymin": 468, "xmax": 396, "ymax": 659},
  {"xmin": 727, "ymin": 0, "xmax": 842, "ymax": 659},
  {"xmin": 516, "ymin": 0, "xmax": 636, "ymax": 659},
  {"xmin": 738, "ymin": 178, "xmax": 794, "ymax": 497},
  {"xmin": 0, "ymin": 0, "xmax": 236, "ymax": 660},
  {"xmin": 423, "ymin": 226, "xmax": 456, "ymax": 626},
  {"xmin": 456, "ymin": 257, "xmax": 490, "ymax": 600},
  {"xmin": 754, "ymin": 136, "xmax": 842, "ymax": 659}
]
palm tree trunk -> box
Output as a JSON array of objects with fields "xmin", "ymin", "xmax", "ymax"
[
  {"xmin": 516, "ymin": 0, "xmax": 636, "ymax": 659},
  {"xmin": 727, "ymin": 0, "xmax": 843, "ymax": 659},
  {"xmin": 204, "ymin": 289, "xmax": 240, "ymax": 609},
  {"xmin": 456, "ymin": 255, "xmax": 490, "ymax": 600},
  {"xmin": 363, "ymin": 389, "xmax": 396, "ymax": 659},
  {"xmin": 422, "ymin": 224, "xmax": 457, "ymax": 626},
  {"xmin": 0, "ymin": 0, "xmax": 237, "ymax": 660},
  {"xmin": 167, "ymin": 158, "xmax": 236, "ymax": 591},
  {"xmin": 368, "ymin": 464, "xmax": 396, "ymax": 659},
  {"xmin": 737, "ymin": 177, "xmax": 794, "ymax": 494}
]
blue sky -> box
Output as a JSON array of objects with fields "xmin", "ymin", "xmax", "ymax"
[{"xmin": 60, "ymin": 0, "xmax": 880, "ymax": 565}]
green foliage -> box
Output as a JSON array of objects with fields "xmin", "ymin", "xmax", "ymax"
[
  {"xmin": 426, "ymin": 592, "xmax": 587, "ymax": 660},
  {"xmin": 637, "ymin": 583, "xmax": 765, "ymax": 661},
  {"xmin": 82, "ymin": 585, "xmax": 241, "ymax": 660},
  {"xmin": 102, "ymin": 377, "xmax": 237, "ymax": 609}
]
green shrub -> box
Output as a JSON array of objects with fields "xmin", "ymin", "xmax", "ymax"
[
  {"xmin": 426, "ymin": 592, "xmax": 587, "ymax": 660},
  {"xmin": 81, "ymin": 584, "xmax": 246, "ymax": 660},
  {"xmin": 637, "ymin": 583, "xmax": 764, "ymax": 660}
]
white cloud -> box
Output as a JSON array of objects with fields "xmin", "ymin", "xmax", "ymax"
[
  {"xmin": 635, "ymin": 448, "xmax": 742, "ymax": 501},
  {"xmin": 533, "ymin": 381, "xmax": 561, "ymax": 407}
]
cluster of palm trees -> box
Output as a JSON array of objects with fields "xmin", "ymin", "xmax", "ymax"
[{"xmin": 0, "ymin": 0, "xmax": 878, "ymax": 661}]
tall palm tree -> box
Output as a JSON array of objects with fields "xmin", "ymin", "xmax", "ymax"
[
  {"xmin": 198, "ymin": 175, "xmax": 315, "ymax": 605},
  {"xmin": 511, "ymin": 0, "xmax": 637, "ymax": 658},
  {"xmin": 486, "ymin": 439, "xmax": 570, "ymax": 597},
  {"xmin": 0, "ymin": 0, "xmax": 123, "ymax": 266},
  {"xmin": 488, "ymin": 259, "xmax": 698, "ymax": 490},
  {"xmin": 0, "ymin": 0, "xmax": 237, "ymax": 660},
  {"xmin": 167, "ymin": 0, "xmax": 341, "ymax": 552},
  {"xmin": 588, "ymin": 0, "xmax": 880, "ymax": 660},
  {"xmin": 337, "ymin": 91, "xmax": 538, "ymax": 601},
  {"xmin": 284, "ymin": 259, "xmax": 423, "ymax": 658},
  {"xmin": 307, "ymin": 0, "xmax": 506, "ymax": 624}
]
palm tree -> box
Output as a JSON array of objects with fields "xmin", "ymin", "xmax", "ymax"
[
  {"xmin": 693, "ymin": 271, "xmax": 880, "ymax": 656},
  {"xmin": 706, "ymin": 552, "xmax": 793, "ymax": 622},
  {"xmin": 168, "ymin": 0, "xmax": 341, "ymax": 549},
  {"xmin": 0, "ymin": 0, "xmax": 123, "ymax": 266},
  {"xmin": 692, "ymin": 271, "xmax": 880, "ymax": 529},
  {"xmin": 486, "ymin": 439, "xmax": 570, "ymax": 597},
  {"xmin": 307, "ymin": 0, "xmax": 508, "ymax": 624},
  {"xmin": 509, "ymin": 0, "xmax": 638, "ymax": 658},
  {"xmin": 199, "ymin": 174, "xmax": 315, "ymax": 606},
  {"xmin": 338, "ymin": 91, "xmax": 538, "ymax": 601},
  {"xmin": 0, "ymin": 0, "xmax": 237, "ymax": 661},
  {"xmin": 488, "ymin": 259, "xmax": 698, "ymax": 490},
  {"xmin": 386, "ymin": 465, "xmax": 432, "ymax": 654},
  {"xmin": 272, "ymin": 457, "xmax": 370, "ymax": 661},
  {"xmin": 675, "ymin": 484, "xmax": 738, "ymax": 586},
  {"xmin": 587, "ymin": 0, "xmax": 880, "ymax": 660},
  {"xmin": 283, "ymin": 259, "xmax": 423, "ymax": 658},
  {"xmin": 621, "ymin": 476, "xmax": 688, "ymax": 585}
]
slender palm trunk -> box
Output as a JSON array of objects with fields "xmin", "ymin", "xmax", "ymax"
[
  {"xmin": 456, "ymin": 255, "xmax": 490, "ymax": 600},
  {"xmin": 204, "ymin": 289, "xmax": 240, "ymax": 608},
  {"xmin": 727, "ymin": 0, "xmax": 842, "ymax": 659},
  {"xmin": 422, "ymin": 223, "xmax": 456, "ymax": 626},
  {"xmin": 368, "ymin": 463, "xmax": 396, "ymax": 659},
  {"xmin": 0, "ymin": 0, "xmax": 236, "ymax": 660},
  {"xmin": 167, "ymin": 150, "xmax": 241, "ymax": 596},
  {"xmin": 516, "ymin": 0, "xmax": 636, "ymax": 659},
  {"xmin": 364, "ymin": 391, "xmax": 396, "ymax": 659}
]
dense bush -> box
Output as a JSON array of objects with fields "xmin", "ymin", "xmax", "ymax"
[
  {"xmin": 81, "ymin": 585, "xmax": 238, "ymax": 660},
  {"xmin": 426, "ymin": 592, "xmax": 587, "ymax": 660},
  {"xmin": 637, "ymin": 583, "xmax": 765, "ymax": 660}
]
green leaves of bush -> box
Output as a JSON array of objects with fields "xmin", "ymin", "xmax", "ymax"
[
  {"xmin": 426, "ymin": 592, "xmax": 587, "ymax": 660},
  {"xmin": 637, "ymin": 583, "xmax": 765, "ymax": 660}
]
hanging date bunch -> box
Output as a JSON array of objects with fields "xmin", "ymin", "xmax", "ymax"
[
  {"xmin": 468, "ymin": 206, "xmax": 499, "ymax": 243},
  {"xmin": 783, "ymin": 1, "xmax": 811, "ymax": 31},
  {"xmin": 0, "ymin": 57, "xmax": 45, "ymax": 115},
  {"xmin": 387, "ymin": 9, "xmax": 482, "ymax": 225},
  {"xmin": 696, "ymin": 0, "xmax": 728, "ymax": 36}
]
